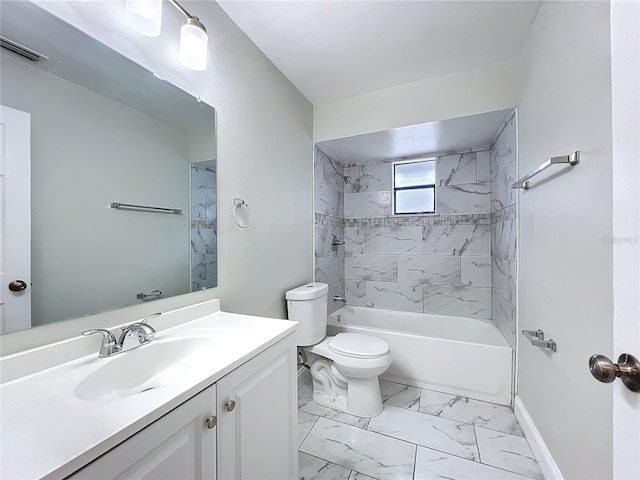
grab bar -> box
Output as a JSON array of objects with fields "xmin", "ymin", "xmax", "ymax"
[
  {"xmin": 511, "ymin": 151, "xmax": 580, "ymax": 190},
  {"xmin": 522, "ymin": 329, "xmax": 557, "ymax": 352},
  {"xmin": 111, "ymin": 202, "xmax": 182, "ymax": 215}
]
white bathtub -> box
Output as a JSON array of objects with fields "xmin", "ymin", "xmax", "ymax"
[{"xmin": 327, "ymin": 306, "xmax": 513, "ymax": 406}]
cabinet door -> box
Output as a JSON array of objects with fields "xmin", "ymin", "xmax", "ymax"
[
  {"xmin": 69, "ymin": 385, "xmax": 216, "ymax": 480},
  {"xmin": 217, "ymin": 334, "xmax": 297, "ymax": 480}
]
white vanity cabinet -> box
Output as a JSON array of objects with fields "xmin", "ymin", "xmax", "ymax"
[
  {"xmin": 67, "ymin": 333, "xmax": 297, "ymax": 480},
  {"xmin": 68, "ymin": 384, "xmax": 217, "ymax": 480},
  {"xmin": 216, "ymin": 332, "xmax": 297, "ymax": 480}
]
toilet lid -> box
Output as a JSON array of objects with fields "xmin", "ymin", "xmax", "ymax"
[{"xmin": 328, "ymin": 333, "xmax": 389, "ymax": 358}]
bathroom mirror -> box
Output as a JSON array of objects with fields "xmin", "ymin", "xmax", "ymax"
[{"xmin": 0, "ymin": 2, "xmax": 216, "ymax": 334}]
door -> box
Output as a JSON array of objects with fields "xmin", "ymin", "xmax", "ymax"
[
  {"xmin": 0, "ymin": 105, "xmax": 31, "ymax": 333},
  {"xmin": 69, "ymin": 384, "xmax": 216, "ymax": 479},
  {"xmin": 610, "ymin": 3, "xmax": 639, "ymax": 478},
  {"xmin": 217, "ymin": 335, "xmax": 297, "ymax": 480}
]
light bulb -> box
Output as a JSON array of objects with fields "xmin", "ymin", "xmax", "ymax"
[
  {"xmin": 126, "ymin": 0, "xmax": 163, "ymax": 37},
  {"xmin": 179, "ymin": 17, "xmax": 208, "ymax": 71}
]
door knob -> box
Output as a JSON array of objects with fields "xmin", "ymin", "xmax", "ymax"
[
  {"xmin": 225, "ymin": 400, "xmax": 236, "ymax": 412},
  {"xmin": 589, "ymin": 353, "xmax": 640, "ymax": 392},
  {"xmin": 8, "ymin": 280, "xmax": 27, "ymax": 292}
]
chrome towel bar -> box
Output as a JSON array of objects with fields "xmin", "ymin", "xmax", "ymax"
[
  {"xmin": 511, "ymin": 151, "xmax": 580, "ymax": 190},
  {"xmin": 522, "ymin": 329, "xmax": 557, "ymax": 352},
  {"xmin": 110, "ymin": 202, "xmax": 182, "ymax": 214},
  {"xmin": 137, "ymin": 289, "xmax": 162, "ymax": 300}
]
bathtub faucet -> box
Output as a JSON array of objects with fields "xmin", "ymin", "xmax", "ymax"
[{"xmin": 333, "ymin": 295, "xmax": 346, "ymax": 303}]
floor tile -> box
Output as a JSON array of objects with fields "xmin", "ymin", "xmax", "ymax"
[
  {"xmin": 349, "ymin": 472, "xmax": 377, "ymax": 480},
  {"xmin": 300, "ymin": 417, "xmax": 416, "ymax": 480},
  {"xmin": 300, "ymin": 395, "xmax": 370, "ymax": 428},
  {"xmin": 368, "ymin": 405, "xmax": 479, "ymax": 461},
  {"xmin": 380, "ymin": 380, "xmax": 421, "ymax": 411},
  {"xmin": 414, "ymin": 446, "xmax": 530, "ymax": 479},
  {"xmin": 299, "ymin": 410, "xmax": 319, "ymax": 447},
  {"xmin": 476, "ymin": 427, "xmax": 544, "ymax": 479},
  {"xmin": 419, "ymin": 389, "xmax": 524, "ymax": 436},
  {"xmin": 299, "ymin": 383, "xmax": 313, "ymax": 408},
  {"xmin": 299, "ymin": 452, "xmax": 352, "ymax": 480}
]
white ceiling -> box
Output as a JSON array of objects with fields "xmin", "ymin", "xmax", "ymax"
[
  {"xmin": 217, "ymin": 1, "xmax": 542, "ymax": 104},
  {"xmin": 317, "ymin": 108, "xmax": 513, "ymax": 164}
]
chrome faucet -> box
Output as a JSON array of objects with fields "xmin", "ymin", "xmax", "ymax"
[
  {"xmin": 82, "ymin": 313, "xmax": 161, "ymax": 358},
  {"xmin": 82, "ymin": 329, "xmax": 121, "ymax": 357},
  {"xmin": 118, "ymin": 313, "xmax": 160, "ymax": 347}
]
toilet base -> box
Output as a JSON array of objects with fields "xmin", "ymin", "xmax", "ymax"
[{"xmin": 311, "ymin": 375, "xmax": 384, "ymax": 418}]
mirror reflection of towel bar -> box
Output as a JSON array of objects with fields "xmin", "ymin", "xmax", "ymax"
[
  {"xmin": 137, "ymin": 290, "xmax": 162, "ymax": 300},
  {"xmin": 110, "ymin": 202, "xmax": 182, "ymax": 215}
]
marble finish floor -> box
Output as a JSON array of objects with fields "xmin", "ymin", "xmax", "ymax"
[{"xmin": 298, "ymin": 380, "xmax": 544, "ymax": 480}]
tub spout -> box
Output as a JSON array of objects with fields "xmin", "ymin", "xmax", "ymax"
[{"xmin": 333, "ymin": 295, "xmax": 346, "ymax": 303}]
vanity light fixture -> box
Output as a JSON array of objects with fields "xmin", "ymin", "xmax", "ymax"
[{"xmin": 125, "ymin": 0, "xmax": 208, "ymax": 71}]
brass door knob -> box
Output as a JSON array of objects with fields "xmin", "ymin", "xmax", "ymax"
[
  {"xmin": 226, "ymin": 400, "xmax": 236, "ymax": 412},
  {"xmin": 589, "ymin": 353, "xmax": 640, "ymax": 392},
  {"xmin": 8, "ymin": 280, "xmax": 27, "ymax": 292}
]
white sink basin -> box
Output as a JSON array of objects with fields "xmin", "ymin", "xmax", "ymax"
[{"xmin": 74, "ymin": 336, "xmax": 215, "ymax": 403}]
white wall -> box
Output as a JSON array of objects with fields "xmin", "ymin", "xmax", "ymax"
[
  {"xmin": 1, "ymin": 53, "xmax": 191, "ymax": 326},
  {"xmin": 515, "ymin": 2, "xmax": 613, "ymax": 478},
  {"xmin": 0, "ymin": 0, "xmax": 312, "ymax": 354},
  {"xmin": 314, "ymin": 62, "xmax": 517, "ymax": 142},
  {"xmin": 611, "ymin": 2, "xmax": 640, "ymax": 478}
]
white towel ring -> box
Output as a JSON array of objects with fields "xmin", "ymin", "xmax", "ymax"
[{"xmin": 232, "ymin": 198, "xmax": 252, "ymax": 228}]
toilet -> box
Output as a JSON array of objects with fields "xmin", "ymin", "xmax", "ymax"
[{"xmin": 286, "ymin": 282, "xmax": 392, "ymax": 417}]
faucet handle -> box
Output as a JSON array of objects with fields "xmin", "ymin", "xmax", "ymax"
[
  {"xmin": 82, "ymin": 329, "xmax": 120, "ymax": 357},
  {"xmin": 129, "ymin": 322, "xmax": 156, "ymax": 338},
  {"xmin": 119, "ymin": 319, "xmax": 157, "ymax": 346},
  {"xmin": 141, "ymin": 312, "xmax": 161, "ymax": 325}
]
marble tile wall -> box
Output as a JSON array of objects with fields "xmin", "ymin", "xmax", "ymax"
[
  {"xmin": 190, "ymin": 164, "xmax": 217, "ymax": 290},
  {"xmin": 315, "ymin": 148, "xmax": 346, "ymax": 315},
  {"xmin": 342, "ymin": 150, "xmax": 493, "ymax": 319},
  {"xmin": 314, "ymin": 118, "xmax": 518, "ymax": 342},
  {"xmin": 490, "ymin": 112, "xmax": 518, "ymax": 349}
]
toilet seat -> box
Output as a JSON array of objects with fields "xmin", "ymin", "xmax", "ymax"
[{"xmin": 328, "ymin": 333, "xmax": 389, "ymax": 359}]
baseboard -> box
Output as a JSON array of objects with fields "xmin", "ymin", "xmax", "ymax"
[
  {"xmin": 514, "ymin": 395, "xmax": 564, "ymax": 480},
  {"xmin": 297, "ymin": 366, "xmax": 311, "ymax": 388}
]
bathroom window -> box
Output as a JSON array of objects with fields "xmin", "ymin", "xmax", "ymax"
[{"xmin": 392, "ymin": 159, "xmax": 436, "ymax": 215}]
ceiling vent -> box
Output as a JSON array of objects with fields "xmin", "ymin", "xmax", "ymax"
[{"xmin": 0, "ymin": 36, "xmax": 48, "ymax": 62}]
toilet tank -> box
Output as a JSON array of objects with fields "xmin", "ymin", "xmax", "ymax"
[{"xmin": 286, "ymin": 283, "xmax": 329, "ymax": 346}]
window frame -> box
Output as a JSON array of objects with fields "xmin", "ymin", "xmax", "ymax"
[{"xmin": 391, "ymin": 158, "xmax": 436, "ymax": 216}]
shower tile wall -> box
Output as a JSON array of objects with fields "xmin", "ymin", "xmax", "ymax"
[
  {"xmin": 314, "ymin": 148, "xmax": 345, "ymax": 315},
  {"xmin": 490, "ymin": 113, "xmax": 518, "ymax": 348},
  {"xmin": 342, "ymin": 151, "xmax": 493, "ymax": 319},
  {"xmin": 191, "ymin": 163, "xmax": 217, "ymax": 291}
]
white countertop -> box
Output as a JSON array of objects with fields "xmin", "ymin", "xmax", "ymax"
[{"xmin": 0, "ymin": 301, "xmax": 297, "ymax": 480}]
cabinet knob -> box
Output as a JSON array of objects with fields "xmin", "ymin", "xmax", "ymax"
[
  {"xmin": 225, "ymin": 400, "xmax": 236, "ymax": 412},
  {"xmin": 206, "ymin": 415, "xmax": 217, "ymax": 429}
]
